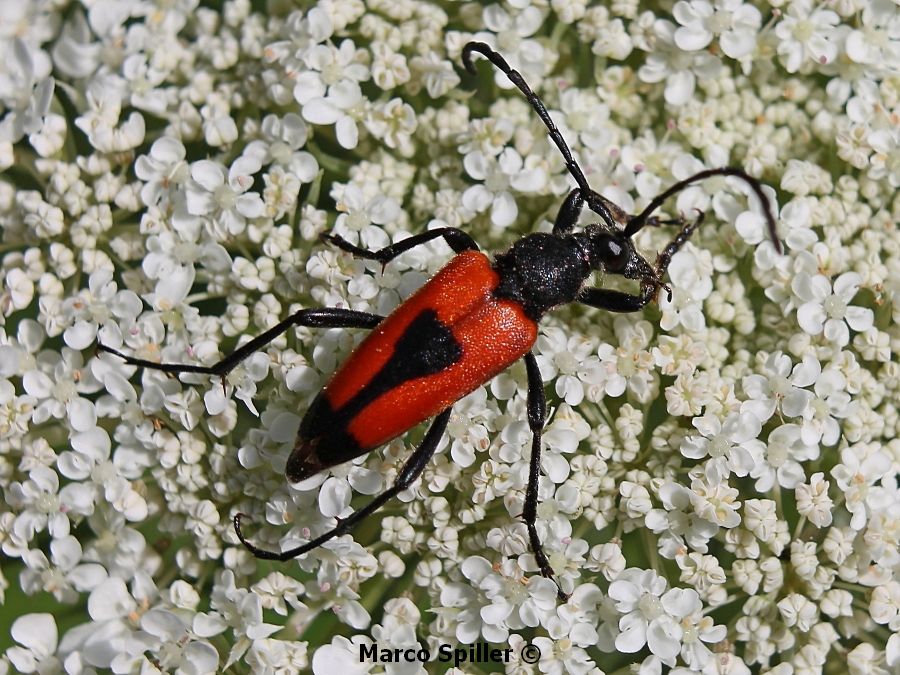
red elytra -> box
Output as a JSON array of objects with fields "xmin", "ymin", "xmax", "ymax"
[{"xmin": 322, "ymin": 250, "xmax": 535, "ymax": 454}]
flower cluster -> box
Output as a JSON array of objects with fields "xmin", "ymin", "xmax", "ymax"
[{"xmin": 1, "ymin": 0, "xmax": 897, "ymax": 673}]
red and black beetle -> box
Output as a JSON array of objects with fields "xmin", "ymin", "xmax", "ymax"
[{"xmin": 100, "ymin": 42, "xmax": 779, "ymax": 600}]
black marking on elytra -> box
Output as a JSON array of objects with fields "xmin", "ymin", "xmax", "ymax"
[
  {"xmin": 333, "ymin": 308, "xmax": 463, "ymax": 423},
  {"xmin": 289, "ymin": 309, "xmax": 463, "ymax": 480},
  {"xmin": 287, "ymin": 396, "xmax": 360, "ymax": 481}
]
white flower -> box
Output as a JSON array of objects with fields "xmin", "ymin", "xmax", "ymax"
[
  {"xmin": 2, "ymin": 268, "xmax": 35, "ymax": 314},
  {"xmin": 296, "ymin": 40, "xmax": 368, "ymax": 149},
  {"xmin": 741, "ymin": 351, "xmax": 817, "ymax": 422},
  {"xmin": 370, "ymin": 43, "xmax": 410, "ymax": 91},
  {"xmin": 591, "ymin": 343, "xmax": 628, "ymax": 399},
  {"xmin": 532, "ymin": 633, "xmax": 596, "ymax": 674},
  {"xmin": 609, "ymin": 569, "xmax": 708, "ymax": 666},
  {"xmin": 658, "ymin": 244, "xmax": 714, "ymax": 332},
  {"xmin": 474, "ymin": 5, "xmax": 547, "ymax": 87},
  {"xmin": 331, "ymin": 183, "xmax": 401, "ymax": 245},
  {"xmin": 203, "ymin": 351, "xmax": 270, "ymax": 416},
  {"xmin": 312, "ymin": 635, "xmax": 374, "ymax": 675},
  {"xmin": 673, "ymin": 0, "xmax": 762, "ymax": 59},
  {"xmin": 793, "ymin": 271, "xmax": 874, "ymax": 347},
  {"xmin": 845, "ymin": 0, "xmax": 900, "ymax": 74},
  {"xmin": 74, "ymin": 78, "xmax": 145, "ymax": 152},
  {"xmin": 61, "ymin": 268, "xmax": 142, "ymax": 350},
  {"xmin": 461, "ymin": 147, "xmax": 547, "ymax": 229},
  {"xmin": 457, "ymin": 556, "xmax": 558, "ymax": 641},
  {"xmin": 638, "ymin": 19, "xmax": 721, "ymax": 106},
  {"xmin": 57, "ymin": 426, "xmax": 148, "ymax": 521},
  {"xmin": 364, "ymin": 98, "xmax": 418, "ymax": 155},
  {"xmin": 848, "ymin": 642, "xmax": 891, "ymax": 673},
  {"xmin": 870, "ymin": 581, "xmax": 900, "ymax": 630},
  {"xmin": 831, "ymin": 444, "xmax": 892, "ymax": 530},
  {"xmin": 777, "ymin": 592, "xmax": 818, "ymax": 632},
  {"xmin": 185, "ymin": 157, "xmax": 266, "ymax": 237},
  {"xmin": 609, "ymin": 318, "xmax": 657, "ymax": 403},
  {"xmin": 7, "ymin": 466, "xmax": 70, "ymax": 541},
  {"xmin": 0, "ymin": 39, "xmax": 55, "ymax": 149},
  {"xmin": 750, "ymin": 423, "xmax": 817, "ymax": 491},
  {"xmin": 246, "ymin": 638, "xmax": 309, "ymax": 673},
  {"xmin": 681, "ymin": 411, "xmax": 763, "ymax": 478},
  {"xmin": 0, "ymin": 379, "xmax": 37, "ymax": 444},
  {"xmin": 796, "ymin": 472, "xmax": 834, "ymax": 528},
  {"xmin": 265, "ymin": 6, "xmax": 333, "ymax": 68},
  {"xmin": 438, "ymin": 578, "xmax": 495, "ymax": 643},
  {"xmin": 534, "ymin": 326, "xmax": 599, "ymax": 407},
  {"xmin": 868, "ymin": 126, "xmax": 900, "ymax": 188},
  {"xmin": 244, "ymin": 113, "xmax": 318, "ymax": 182},
  {"xmin": 774, "ymin": 0, "xmax": 839, "ymax": 73},
  {"xmin": 734, "ymin": 189, "xmax": 784, "ymax": 259},
  {"xmin": 409, "ymin": 51, "xmax": 461, "ymax": 99},
  {"xmin": 555, "ymin": 87, "xmax": 614, "ymax": 154},
  {"xmin": 20, "ymin": 535, "xmax": 107, "ymax": 602},
  {"xmin": 194, "ymin": 570, "xmax": 280, "ymax": 667},
  {"xmin": 121, "ymin": 51, "xmax": 171, "ymax": 115},
  {"xmin": 688, "ymin": 462, "xmax": 741, "ymax": 528},
  {"xmin": 547, "ymin": 583, "xmax": 604, "ymax": 648},
  {"xmin": 134, "ymin": 136, "xmax": 189, "ymax": 207},
  {"xmin": 800, "ymin": 368, "xmax": 851, "ymax": 447},
  {"xmin": 646, "ymin": 480, "xmax": 720, "ymax": 558},
  {"xmin": 776, "ymin": 197, "xmax": 818, "ymax": 252},
  {"xmin": 125, "ymin": 609, "xmax": 220, "ymax": 673},
  {"xmin": 5, "ymin": 613, "xmax": 60, "ymax": 674},
  {"xmin": 670, "ymin": 588, "xmax": 727, "ymax": 669}
]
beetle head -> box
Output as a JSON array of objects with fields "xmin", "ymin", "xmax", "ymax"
[{"xmin": 582, "ymin": 223, "xmax": 659, "ymax": 284}]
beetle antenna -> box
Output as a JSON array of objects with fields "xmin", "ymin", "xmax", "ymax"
[
  {"xmin": 463, "ymin": 42, "xmax": 589, "ymax": 193},
  {"xmin": 655, "ymin": 209, "xmax": 705, "ymax": 282},
  {"xmin": 623, "ymin": 167, "xmax": 782, "ymax": 254},
  {"xmin": 462, "ymin": 41, "xmax": 620, "ymax": 230},
  {"xmin": 461, "ymin": 43, "xmax": 781, "ymax": 256}
]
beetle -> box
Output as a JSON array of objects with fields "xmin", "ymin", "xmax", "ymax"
[{"xmin": 99, "ymin": 42, "xmax": 779, "ymax": 600}]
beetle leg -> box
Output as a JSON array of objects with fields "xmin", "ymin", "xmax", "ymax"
[
  {"xmin": 553, "ymin": 188, "xmax": 584, "ymax": 235},
  {"xmin": 554, "ymin": 188, "xmax": 632, "ymax": 235},
  {"xmin": 322, "ymin": 227, "xmax": 478, "ymax": 266},
  {"xmin": 643, "ymin": 216, "xmax": 684, "ymax": 227},
  {"xmin": 97, "ymin": 308, "xmax": 384, "ymax": 377},
  {"xmin": 234, "ymin": 408, "xmax": 452, "ymax": 561},
  {"xmin": 577, "ymin": 284, "xmax": 658, "ymax": 313},
  {"xmin": 653, "ymin": 209, "xmax": 705, "ymax": 277},
  {"xmin": 521, "ymin": 352, "xmax": 568, "ymax": 601}
]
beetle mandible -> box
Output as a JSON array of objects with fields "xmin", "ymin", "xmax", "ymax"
[{"xmin": 100, "ymin": 42, "xmax": 780, "ymax": 600}]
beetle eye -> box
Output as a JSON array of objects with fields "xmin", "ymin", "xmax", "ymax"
[{"xmin": 600, "ymin": 236, "xmax": 629, "ymax": 272}]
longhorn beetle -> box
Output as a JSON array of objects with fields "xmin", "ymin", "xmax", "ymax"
[{"xmin": 100, "ymin": 42, "xmax": 780, "ymax": 600}]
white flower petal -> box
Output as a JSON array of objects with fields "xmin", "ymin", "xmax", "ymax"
[
  {"xmin": 616, "ymin": 612, "xmax": 648, "ymax": 652},
  {"xmin": 335, "ymin": 115, "xmax": 358, "ymax": 149},
  {"xmin": 318, "ymin": 476, "xmax": 351, "ymax": 518},
  {"xmin": 303, "ymin": 98, "xmax": 340, "ymax": 125},
  {"xmin": 490, "ymin": 191, "xmax": 518, "ymax": 227},
  {"xmin": 845, "ymin": 306, "xmax": 873, "ymax": 331},
  {"xmin": 797, "ymin": 302, "xmax": 826, "ymax": 334},
  {"xmin": 11, "ymin": 613, "xmax": 57, "ymax": 656}
]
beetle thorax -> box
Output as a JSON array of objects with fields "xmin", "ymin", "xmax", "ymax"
[{"xmin": 492, "ymin": 233, "xmax": 592, "ymax": 320}]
